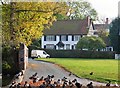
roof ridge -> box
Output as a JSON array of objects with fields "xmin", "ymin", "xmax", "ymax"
[{"xmin": 56, "ymin": 18, "xmax": 87, "ymax": 22}]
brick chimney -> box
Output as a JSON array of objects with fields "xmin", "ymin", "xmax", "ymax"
[
  {"xmin": 105, "ymin": 18, "xmax": 109, "ymax": 24},
  {"xmin": 87, "ymin": 16, "xmax": 92, "ymax": 27}
]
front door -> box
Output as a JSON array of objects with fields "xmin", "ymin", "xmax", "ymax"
[{"xmin": 58, "ymin": 46, "xmax": 64, "ymax": 50}]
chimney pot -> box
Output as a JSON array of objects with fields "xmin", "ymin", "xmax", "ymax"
[
  {"xmin": 87, "ymin": 16, "xmax": 92, "ymax": 27},
  {"xmin": 105, "ymin": 18, "xmax": 109, "ymax": 24}
]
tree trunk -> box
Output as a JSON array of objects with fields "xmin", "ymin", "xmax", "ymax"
[{"xmin": 10, "ymin": 2, "xmax": 15, "ymax": 46}]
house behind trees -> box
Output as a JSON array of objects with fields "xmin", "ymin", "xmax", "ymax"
[
  {"xmin": 41, "ymin": 17, "xmax": 113, "ymax": 51},
  {"xmin": 41, "ymin": 17, "xmax": 94, "ymax": 50}
]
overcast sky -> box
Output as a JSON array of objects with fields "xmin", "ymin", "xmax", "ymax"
[
  {"xmin": 86, "ymin": 0, "xmax": 120, "ymax": 19},
  {"xmin": 2, "ymin": 0, "xmax": 120, "ymax": 18}
]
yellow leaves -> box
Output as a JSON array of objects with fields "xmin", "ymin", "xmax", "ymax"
[
  {"xmin": 14, "ymin": 2, "xmax": 36, "ymax": 10},
  {"xmin": 2, "ymin": 2, "xmax": 68, "ymax": 47}
]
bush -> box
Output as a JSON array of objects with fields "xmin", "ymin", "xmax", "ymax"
[
  {"xmin": 2, "ymin": 61, "xmax": 11, "ymax": 70},
  {"xmin": 2, "ymin": 46, "xmax": 19, "ymax": 75},
  {"xmin": 2, "ymin": 60, "xmax": 19, "ymax": 75},
  {"xmin": 44, "ymin": 49, "xmax": 115, "ymax": 59},
  {"xmin": 2, "ymin": 61, "xmax": 11, "ymax": 75}
]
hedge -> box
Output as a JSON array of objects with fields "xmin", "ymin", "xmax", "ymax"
[
  {"xmin": 28, "ymin": 46, "xmax": 115, "ymax": 59},
  {"xmin": 43, "ymin": 49, "xmax": 115, "ymax": 59}
]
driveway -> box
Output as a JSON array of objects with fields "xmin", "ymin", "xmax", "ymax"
[{"xmin": 22, "ymin": 58, "xmax": 106, "ymax": 86}]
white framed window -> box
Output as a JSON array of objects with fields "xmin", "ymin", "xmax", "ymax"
[
  {"xmin": 66, "ymin": 44, "xmax": 70, "ymax": 50},
  {"xmin": 46, "ymin": 44, "xmax": 54, "ymax": 49},
  {"xmin": 74, "ymin": 35, "xmax": 80, "ymax": 41},
  {"xmin": 106, "ymin": 47, "xmax": 113, "ymax": 51},
  {"xmin": 61, "ymin": 35, "xmax": 67, "ymax": 41},
  {"xmin": 74, "ymin": 44, "xmax": 77, "ymax": 49},
  {"xmin": 93, "ymin": 32, "xmax": 98, "ymax": 35},
  {"xmin": 46, "ymin": 35, "xmax": 55, "ymax": 41}
]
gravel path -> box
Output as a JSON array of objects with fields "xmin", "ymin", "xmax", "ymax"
[{"xmin": 22, "ymin": 58, "xmax": 106, "ymax": 86}]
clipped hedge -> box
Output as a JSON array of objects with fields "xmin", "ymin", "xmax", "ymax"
[{"xmin": 44, "ymin": 49, "xmax": 115, "ymax": 59}]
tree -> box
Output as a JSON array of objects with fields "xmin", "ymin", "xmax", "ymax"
[
  {"xmin": 1, "ymin": 2, "xmax": 69, "ymax": 47},
  {"xmin": 1, "ymin": 4, "xmax": 12, "ymax": 46},
  {"xmin": 97, "ymin": 25, "xmax": 109, "ymax": 46},
  {"xmin": 97, "ymin": 18, "xmax": 110, "ymax": 39},
  {"xmin": 1, "ymin": 2, "xmax": 69, "ymax": 76},
  {"xmin": 98, "ymin": 28, "xmax": 109, "ymax": 38},
  {"xmin": 76, "ymin": 36, "xmax": 106, "ymax": 51},
  {"xmin": 67, "ymin": 1, "xmax": 97, "ymax": 20},
  {"xmin": 29, "ymin": 39, "xmax": 41, "ymax": 49},
  {"xmin": 109, "ymin": 17, "xmax": 120, "ymax": 53}
]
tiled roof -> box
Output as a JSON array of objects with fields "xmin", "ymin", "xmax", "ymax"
[
  {"xmin": 43, "ymin": 18, "xmax": 89, "ymax": 35},
  {"xmin": 94, "ymin": 24, "xmax": 109, "ymax": 30}
]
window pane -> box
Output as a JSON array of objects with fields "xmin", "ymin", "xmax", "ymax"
[
  {"xmin": 61, "ymin": 35, "xmax": 66, "ymax": 41},
  {"xmin": 74, "ymin": 35, "xmax": 80, "ymax": 41},
  {"xmin": 46, "ymin": 35, "xmax": 55, "ymax": 41},
  {"xmin": 43, "ymin": 52, "xmax": 47, "ymax": 55},
  {"xmin": 66, "ymin": 44, "xmax": 70, "ymax": 50},
  {"xmin": 74, "ymin": 44, "xmax": 76, "ymax": 49},
  {"xmin": 46, "ymin": 44, "xmax": 54, "ymax": 49}
]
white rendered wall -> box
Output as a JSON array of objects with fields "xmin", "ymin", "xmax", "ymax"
[
  {"xmin": 87, "ymin": 24, "xmax": 94, "ymax": 36},
  {"xmin": 41, "ymin": 35, "xmax": 79, "ymax": 50}
]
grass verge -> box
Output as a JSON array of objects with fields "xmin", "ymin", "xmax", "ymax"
[{"xmin": 36, "ymin": 58, "xmax": 119, "ymax": 84}]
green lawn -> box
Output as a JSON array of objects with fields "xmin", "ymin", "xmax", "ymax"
[{"xmin": 36, "ymin": 58, "xmax": 119, "ymax": 84}]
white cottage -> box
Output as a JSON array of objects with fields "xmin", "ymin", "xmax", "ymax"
[{"xmin": 41, "ymin": 17, "xmax": 95, "ymax": 50}]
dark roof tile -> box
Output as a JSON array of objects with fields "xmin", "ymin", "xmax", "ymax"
[
  {"xmin": 94, "ymin": 24, "xmax": 109, "ymax": 30},
  {"xmin": 43, "ymin": 18, "xmax": 89, "ymax": 35}
]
